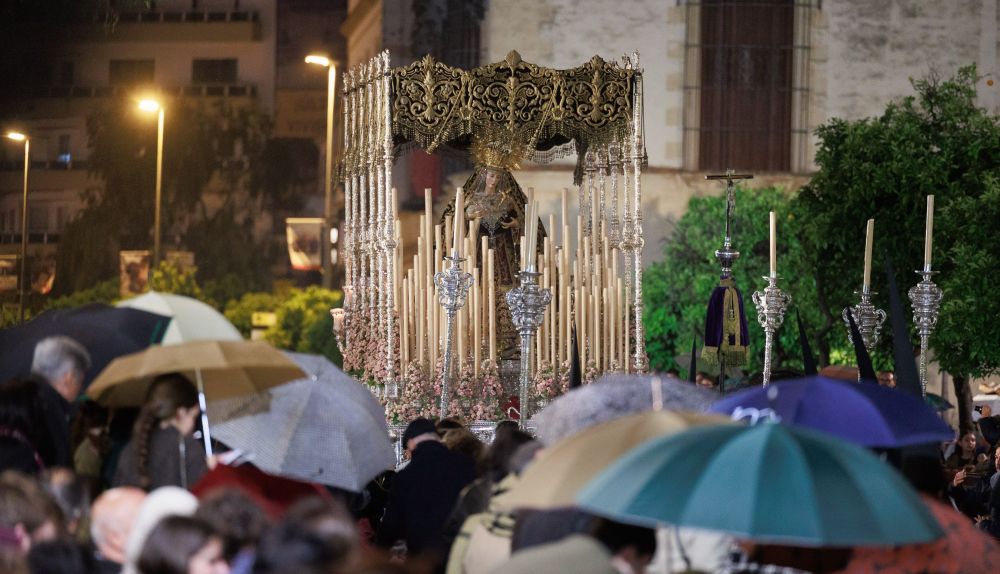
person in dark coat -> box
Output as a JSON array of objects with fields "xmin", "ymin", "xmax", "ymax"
[
  {"xmin": 377, "ymin": 417, "xmax": 476, "ymax": 565},
  {"xmin": 31, "ymin": 336, "xmax": 91, "ymax": 467},
  {"xmin": 113, "ymin": 374, "xmax": 207, "ymax": 491},
  {"xmin": 0, "ymin": 378, "xmax": 51, "ymax": 475}
]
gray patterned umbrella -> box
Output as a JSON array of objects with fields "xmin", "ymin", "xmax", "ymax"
[
  {"xmin": 208, "ymin": 352, "xmax": 393, "ymax": 492},
  {"xmin": 531, "ymin": 373, "xmax": 718, "ymax": 445}
]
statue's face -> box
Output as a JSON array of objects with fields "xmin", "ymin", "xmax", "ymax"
[{"xmin": 484, "ymin": 169, "xmax": 501, "ymax": 193}]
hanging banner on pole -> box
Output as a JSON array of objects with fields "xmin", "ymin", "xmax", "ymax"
[
  {"xmin": 286, "ymin": 217, "xmax": 323, "ymax": 271},
  {"xmin": 120, "ymin": 250, "xmax": 151, "ymax": 297}
]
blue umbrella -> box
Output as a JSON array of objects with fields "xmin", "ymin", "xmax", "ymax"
[
  {"xmin": 0, "ymin": 304, "xmax": 170, "ymax": 387},
  {"xmin": 709, "ymin": 375, "xmax": 953, "ymax": 447},
  {"xmin": 577, "ymin": 423, "xmax": 943, "ymax": 546}
]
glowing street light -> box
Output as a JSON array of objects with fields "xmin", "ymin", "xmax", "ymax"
[
  {"xmin": 5, "ymin": 131, "xmax": 30, "ymax": 323},
  {"xmin": 137, "ymin": 99, "xmax": 165, "ymax": 268},
  {"xmin": 306, "ymin": 53, "xmax": 337, "ymax": 287}
]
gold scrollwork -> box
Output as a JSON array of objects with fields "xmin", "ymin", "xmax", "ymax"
[{"xmin": 389, "ymin": 50, "xmax": 636, "ymax": 161}]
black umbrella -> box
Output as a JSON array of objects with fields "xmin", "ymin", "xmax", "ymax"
[{"xmin": 0, "ymin": 304, "xmax": 170, "ymax": 387}]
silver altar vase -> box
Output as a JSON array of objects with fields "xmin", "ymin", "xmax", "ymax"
[
  {"xmin": 506, "ymin": 269, "xmax": 552, "ymax": 429},
  {"xmin": 434, "ymin": 255, "xmax": 473, "ymax": 417},
  {"xmin": 751, "ymin": 275, "xmax": 792, "ymax": 386},
  {"xmin": 842, "ymin": 286, "xmax": 887, "ymax": 351},
  {"xmin": 908, "ymin": 266, "xmax": 943, "ymax": 397}
]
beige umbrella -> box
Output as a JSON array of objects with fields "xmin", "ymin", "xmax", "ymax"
[
  {"xmin": 88, "ymin": 340, "xmax": 305, "ymax": 455},
  {"xmin": 494, "ymin": 410, "xmax": 731, "ymax": 511}
]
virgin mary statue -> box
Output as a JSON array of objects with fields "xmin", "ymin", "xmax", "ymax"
[{"xmin": 441, "ymin": 135, "xmax": 545, "ymax": 359}]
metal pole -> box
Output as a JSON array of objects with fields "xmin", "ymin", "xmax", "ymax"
[
  {"xmin": 18, "ymin": 139, "xmax": 29, "ymax": 324},
  {"xmin": 322, "ymin": 64, "xmax": 336, "ymax": 288},
  {"xmin": 153, "ymin": 108, "xmax": 164, "ymax": 269}
]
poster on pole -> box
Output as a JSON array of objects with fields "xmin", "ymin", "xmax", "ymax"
[
  {"xmin": 120, "ymin": 250, "xmax": 151, "ymax": 298},
  {"xmin": 0, "ymin": 255, "xmax": 17, "ymax": 293},
  {"xmin": 286, "ymin": 217, "xmax": 323, "ymax": 271}
]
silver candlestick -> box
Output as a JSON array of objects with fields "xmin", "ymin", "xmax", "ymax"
[
  {"xmin": 434, "ymin": 255, "xmax": 473, "ymax": 417},
  {"xmin": 330, "ymin": 308, "xmax": 346, "ymax": 356},
  {"xmin": 751, "ymin": 275, "xmax": 792, "ymax": 386},
  {"xmin": 908, "ymin": 265, "xmax": 943, "ymax": 397},
  {"xmin": 506, "ymin": 269, "xmax": 552, "ymax": 429},
  {"xmin": 842, "ymin": 286, "xmax": 887, "ymax": 351}
]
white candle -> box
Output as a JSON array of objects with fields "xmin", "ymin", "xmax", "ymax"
[
  {"xmin": 488, "ymin": 249, "xmax": 496, "ymax": 363},
  {"xmin": 769, "ymin": 211, "xmax": 777, "ymax": 278},
  {"xmin": 453, "ymin": 188, "xmax": 464, "ymax": 258},
  {"xmin": 863, "ymin": 219, "xmax": 874, "ymax": 289},
  {"xmin": 924, "ymin": 195, "xmax": 934, "ymax": 268}
]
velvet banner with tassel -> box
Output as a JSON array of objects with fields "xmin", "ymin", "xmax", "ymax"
[{"xmin": 702, "ymin": 277, "xmax": 750, "ymax": 367}]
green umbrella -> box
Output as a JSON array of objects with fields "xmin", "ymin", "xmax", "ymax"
[{"xmin": 577, "ymin": 423, "xmax": 943, "ymax": 547}]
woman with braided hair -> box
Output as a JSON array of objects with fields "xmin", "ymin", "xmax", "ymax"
[{"xmin": 113, "ymin": 374, "xmax": 207, "ymax": 491}]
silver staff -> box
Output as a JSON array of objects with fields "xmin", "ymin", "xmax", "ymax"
[
  {"xmin": 506, "ymin": 269, "xmax": 552, "ymax": 429},
  {"xmin": 908, "ymin": 265, "xmax": 943, "ymax": 397},
  {"xmin": 752, "ymin": 275, "xmax": 792, "ymax": 386},
  {"xmin": 434, "ymin": 255, "xmax": 473, "ymax": 417}
]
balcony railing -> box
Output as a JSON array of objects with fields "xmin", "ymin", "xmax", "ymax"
[
  {"xmin": 105, "ymin": 11, "xmax": 260, "ymax": 24},
  {"xmin": 0, "ymin": 233, "xmax": 61, "ymax": 245},
  {"xmin": 13, "ymin": 83, "xmax": 258, "ymax": 100}
]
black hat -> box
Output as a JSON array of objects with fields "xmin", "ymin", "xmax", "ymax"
[{"xmin": 402, "ymin": 418, "xmax": 437, "ymax": 446}]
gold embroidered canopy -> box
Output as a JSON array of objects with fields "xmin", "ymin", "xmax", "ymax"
[{"xmin": 390, "ymin": 50, "xmax": 639, "ymax": 166}]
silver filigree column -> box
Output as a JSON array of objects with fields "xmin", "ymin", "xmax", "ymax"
[
  {"xmin": 751, "ymin": 276, "xmax": 792, "ymax": 386},
  {"xmin": 908, "ymin": 266, "xmax": 943, "ymax": 397},
  {"xmin": 842, "ymin": 286, "xmax": 887, "ymax": 352},
  {"xmin": 506, "ymin": 270, "xmax": 552, "ymax": 429},
  {"xmin": 434, "ymin": 256, "xmax": 473, "ymax": 417}
]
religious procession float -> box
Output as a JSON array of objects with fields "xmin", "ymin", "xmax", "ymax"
[{"xmin": 329, "ymin": 50, "xmax": 944, "ymax": 439}]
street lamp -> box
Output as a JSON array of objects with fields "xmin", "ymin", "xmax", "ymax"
[
  {"xmin": 306, "ymin": 53, "xmax": 337, "ymax": 288},
  {"xmin": 138, "ymin": 99, "xmax": 165, "ymax": 268},
  {"xmin": 5, "ymin": 132, "xmax": 29, "ymax": 323}
]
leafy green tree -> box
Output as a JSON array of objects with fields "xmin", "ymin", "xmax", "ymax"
[
  {"xmin": 643, "ymin": 188, "xmax": 828, "ymax": 376},
  {"xmin": 264, "ymin": 287, "xmax": 344, "ymax": 366},
  {"xmin": 793, "ymin": 66, "xmax": 1000, "ymax": 431},
  {"xmin": 148, "ymin": 260, "xmax": 207, "ymax": 303},
  {"xmin": 44, "ymin": 277, "xmax": 120, "ymax": 311},
  {"xmin": 224, "ymin": 291, "xmax": 284, "ymax": 338},
  {"xmin": 53, "ymin": 98, "xmax": 299, "ymax": 300}
]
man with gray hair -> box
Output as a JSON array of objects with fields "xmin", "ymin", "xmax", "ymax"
[
  {"xmin": 31, "ymin": 336, "xmax": 91, "ymax": 404},
  {"xmin": 31, "ymin": 336, "xmax": 91, "ymax": 467}
]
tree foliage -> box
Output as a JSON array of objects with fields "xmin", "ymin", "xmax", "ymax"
[
  {"xmin": 263, "ymin": 287, "xmax": 344, "ymax": 367},
  {"xmin": 643, "ymin": 187, "xmax": 829, "ymax": 376},
  {"xmin": 53, "ymin": 98, "xmax": 298, "ymax": 299},
  {"xmin": 793, "ymin": 65, "xmax": 1000, "ymax": 379}
]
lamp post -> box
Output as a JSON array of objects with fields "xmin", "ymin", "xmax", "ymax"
[
  {"xmin": 306, "ymin": 54, "xmax": 337, "ymax": 288},
  {"xmin": 138, "ymin": 99, "xmax": 164, "ymax": 268},
  {"xmin": 5, "ymin": 132, "xmax": 29, "ymax": 323}
]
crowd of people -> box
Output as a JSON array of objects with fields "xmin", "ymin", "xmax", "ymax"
[{"xmin": 1, "ymin": 335, "xmax": 999, "ymax": 574}]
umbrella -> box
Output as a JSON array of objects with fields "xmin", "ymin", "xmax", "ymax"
[
  {"xmin": 494, "ymin": 411, "xmax": 730, "ymax": 510},
  {"xmin": 834, "ymin": 494, "xmax": 1000, "ymax": 573},
  {"xmin": 88, "ymin": 340, "xmax": 305, "ymax": 455},
  {"xmin": 117, "ymin": 291, "xmax": 241, "ymax": 344},
  {"xmin": 709, "ymin": 375, "xmax": 953, "ymax": 448},
  {"xmin": 0, "ymin": 304, "xmax": 170, "ymax": 386},
  {"xmin": 191, "ymin": 462, "xmax": 331, "ymax": 519},
  {"xmin": 206, "ymin": 352, "xmax": 394, "ymax": 491},
  {"xmin": 577, "ymin": 423, "xmax": 944, "ymax": 546},
  {"xmin": 531, "ymin": 374, "xmax": 718, "ymax": 445}
]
